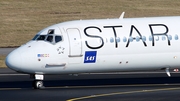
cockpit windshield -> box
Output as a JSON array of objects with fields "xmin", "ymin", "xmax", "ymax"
[
  {"xmin": 37, "ymin": 35, "xmax": 46, "ymax": 40},
  {"xmin": 32, "ymin": 29, "xmax": 63, "ymax": 44},
  {"xmin": 32, "ymin": 35, "xmax": 62, "ymax": 44}
]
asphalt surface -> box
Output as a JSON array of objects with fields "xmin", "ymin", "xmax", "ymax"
[
  {"xmin": 0, "ymin": 68, "xmax": 180, "ymax": 101},
  {"xmin": 0, "ymin": 48, "xmax": 180, "ymax": 101},
  {"xmin": 0, "ymin": 48, "xmax": 16, "ymax": 55}
]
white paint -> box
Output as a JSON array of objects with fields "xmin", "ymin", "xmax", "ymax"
[{"xmin": 5, "ymin": 15, "xmax": 180, "ymax": 76}]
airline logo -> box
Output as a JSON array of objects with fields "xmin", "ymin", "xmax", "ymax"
[{"xmin": 84, "ymin": 51, "xmax": 97, "ymax": 63}]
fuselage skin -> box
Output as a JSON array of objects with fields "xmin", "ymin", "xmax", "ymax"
[{"xmin": 5, "ymin": 16, "xmax": 180, "ymax": 74}]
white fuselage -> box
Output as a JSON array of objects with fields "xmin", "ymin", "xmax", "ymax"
[{"xmin": 5, "ymin": 16, "xmax": 180, "ymax": 74}]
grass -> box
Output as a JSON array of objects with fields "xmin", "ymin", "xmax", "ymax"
[
  {"xmin": 1, "ymin": 0, "xmax": 180, "ymax": 47},
  {"xmin": 1, "ymin": 0, "xmax": 180, "ymax": 67},
  {"xmin": 0, "ymin": 55, "xmax": 6, "ymax": 68}
]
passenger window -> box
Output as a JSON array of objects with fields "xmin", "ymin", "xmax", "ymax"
[
  {"xmin": 149, "ymin": 36, "xmax": 152, "ymax": 41},
  {"xmin": 110, "ymin": 37, "xmax": 114, "ymax": 43},
  {"xmin": 129, "ymin": 37, "xmax": 133, "ymax": 42},
  {"xmin": 155, "ymin": 36, "xmax": 159, "ymax": 41},
  {"xmin": 37, "ymin": 35, "xmax": 46, "ymax": 40},
  {"xmin": 162, "ymin": 36, "xmax": 166, "ymax": 41},
  {"xmin": 142, "ymin": 36, "xmax": 146, "ymax": 41},
  {"xmin": 55, "ymin": 36, "xmax": 62, "ymax": 43},
  {"xmin": 136, "ymin": 36, "xmax": 140, "ymax": 42},
  {"xmin": 123, "ymin": 37, "xmax": 127, "ymax": 42},
  {"xmin": 116, "ymin": 37, "xmax": 120, "ymax": 43},
  {"xmin": 175, "ymin": 34, "xmax": 179, "ymax": 40},
  {"xmin": 168, "ymin": 35, "xmax": 172, "ymax": 40}
]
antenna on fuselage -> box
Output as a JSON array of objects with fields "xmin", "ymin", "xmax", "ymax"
[{"xmin": 119, "ymin": 12, "xmax": 125, "ymax": 19}]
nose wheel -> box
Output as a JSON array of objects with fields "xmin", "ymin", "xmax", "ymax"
[
  {"xmin": 33, "ymin": 80, "xmax": 44, "ymax": 89},
  {"xmin": 31, "ymin": 74, "xmax": 44, "ymax": 89}
]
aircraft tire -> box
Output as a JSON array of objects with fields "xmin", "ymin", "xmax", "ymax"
[{"xmin": 33, "ymin": 80, "xmax": 44, "ymax": 89}]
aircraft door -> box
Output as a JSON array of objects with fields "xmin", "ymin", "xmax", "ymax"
[{"xmin": 67, "ymin": 28, "xmax": 82, "ymax": 57}]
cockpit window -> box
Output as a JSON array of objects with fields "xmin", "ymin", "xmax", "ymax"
[
  {"xmin": 46, "ymin": 36, "xmax": 53, "ymax": 42},
  {"xmin": 32, "ymin": 35, "xmax": 39, "ymax": 40},
  {"xmin": 48, "ymin": 29, "xmax": 54, "ymax": 34},
  {"xmin": 37, "ymin": 35, "xmax": 46, "ymax": 40},
  {"xmin": 32, "ymin": 35, "xmax": 63, "ymax": 44},
  {"xmin": 55, "ymin": 36, "xmax": 62, "ymax": 43},
  {"xmin": 32, "ymin": 29, "xmax": 63, "ymax": 44}
]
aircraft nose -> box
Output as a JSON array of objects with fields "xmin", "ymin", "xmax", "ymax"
[{"xmin": 5, "ymin": 49, "xmax": 22, "ymax": 71}]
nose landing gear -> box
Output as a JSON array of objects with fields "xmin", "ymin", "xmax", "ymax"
[
  {"xmin": 31, "ymin": 74, "xmax": 44, "ymax": 89},
  {"xmin": 33, "ymin": 80, "xmax": 44, "ymax": 89}
]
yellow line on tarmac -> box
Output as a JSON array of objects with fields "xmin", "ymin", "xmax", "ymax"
[{"xmin": 67, "ymin": 87, "xmax": 180, "ymax": 101}]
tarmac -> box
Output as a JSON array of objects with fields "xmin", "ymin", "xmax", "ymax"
[{"xmin": 0, "ymin": 48, "xmax": 180, "ymax": 101}]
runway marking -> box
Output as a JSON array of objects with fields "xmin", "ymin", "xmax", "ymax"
[
  {"xmin": 46, "ymin": 83, "xmax": 180, "ymax": 89},
  {"xmin": 67, "ymin": 87, "xmax": 180, "ymax": 101},
  {"xmin": 0, "ymin": 88, "xmax": 21, "ymax": 91},
  {"xmin": 81, "ymin": 72, "xmax": 180, "ymax": 75},
  {"xmin": 0, "ymin": 74, "xmax": 28, "ymax": 76},
  {"xmin": 0, "ymin": 84, "xmax": 179, "ymax": 91}
]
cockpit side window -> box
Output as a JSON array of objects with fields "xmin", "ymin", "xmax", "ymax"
[
  {"xmin": 55, "ymin": 36, "xmax": 62, "ymax": 43},
  {"xmin": 32, "ymin": 35, "xmax": 39, "ymax": 40}
]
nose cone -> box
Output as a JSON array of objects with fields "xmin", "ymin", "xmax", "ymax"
[{"xmin": 5, "ymin": 49, "xmax": 22, "ymax": 71}]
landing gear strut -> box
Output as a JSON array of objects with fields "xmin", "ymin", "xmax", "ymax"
[{"xmin": 31, "ymin": 74, "xmax": 44, "ymax": 89}]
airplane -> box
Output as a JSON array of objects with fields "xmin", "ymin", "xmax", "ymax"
[{"xmin": 5, "ymin": 12, "xmax": 180, "ymax": 89}]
